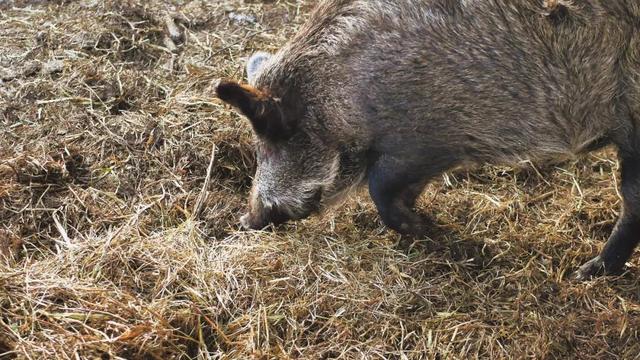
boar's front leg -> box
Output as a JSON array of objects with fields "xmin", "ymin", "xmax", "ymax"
[
  {"xmin": 576, "ymin": 152, "xmax": 640, "ymax": 279},
  {"xmin": 367, "ymin": 155, "xmax": 446, "ymax": 238}
]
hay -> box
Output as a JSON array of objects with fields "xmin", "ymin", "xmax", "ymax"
[{"xmin": 1, "ymin": 1, "xmax": 639, "ymax": 359}]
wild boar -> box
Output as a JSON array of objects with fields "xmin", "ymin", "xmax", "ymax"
[{"xmin": 216, "ymin": 0, "xmax": 640, "ymax": 279}]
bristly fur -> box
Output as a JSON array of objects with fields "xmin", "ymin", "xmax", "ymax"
[{"xmin": 220, "ymin": 0, "xmax": 640, "ymax": 278}]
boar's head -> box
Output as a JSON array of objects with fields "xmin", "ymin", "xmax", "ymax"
[{"xmin": 216, "ymin": 53, "xmax": 359, "ymax": 230}]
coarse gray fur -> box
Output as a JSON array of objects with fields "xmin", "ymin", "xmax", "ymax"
[{"xmin": 216, "ymin": 0, "xmax": 640, "ymax": 279}]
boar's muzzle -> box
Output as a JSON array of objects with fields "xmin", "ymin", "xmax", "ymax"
[{"xmin": 239, "ymin": 187, "xmax": 323, "ymax": 230}]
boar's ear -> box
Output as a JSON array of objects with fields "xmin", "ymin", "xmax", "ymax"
[
  {"xmin": 216, "ymin": 80, "xmax": 294, "ymax": 141},
  {"xmin": 246, "ymin": 52, "xmax": 271, "ymax": 84}
]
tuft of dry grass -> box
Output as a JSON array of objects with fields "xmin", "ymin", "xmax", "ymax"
[{"xmin": 1, "ymin": 1, "xmax": 639, "ymax": 359}]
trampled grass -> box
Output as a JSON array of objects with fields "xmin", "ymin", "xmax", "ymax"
[{"xmin": 1, "ymin": 1, "xmax": 639, "ymax": 359}]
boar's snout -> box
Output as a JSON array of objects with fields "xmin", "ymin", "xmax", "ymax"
[
  {"xmin": 240, "ymin": 188, "xmax": 323, "ymax": 230},
  {"xmin": 238, "ymin": 208, "xmax": 290, "ymax": 231},
  {"xmin": 238, "ymin": 203, "xmax": 293, "ymax": 231},
  {"xmin": 239, "ymin": 212, "xmax": 264, "ymax": 230}
]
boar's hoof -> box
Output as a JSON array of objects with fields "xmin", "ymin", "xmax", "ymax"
[
  {"xmin": 398, "ymin": 221, "xmax": 427, "ymax": 237},
  {"xmin": 574, "ymin": 256, "xmax": 604, "ymax": 280},
  {"xmin": 396, "ymin": 222, "xmax": 430, "ymax": 247},
  {"xmin": 575, "ymin": 255, "xmax": 627, "ymax": 280}
]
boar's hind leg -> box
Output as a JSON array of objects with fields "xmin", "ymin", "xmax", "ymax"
[
  {"xmin": 576, "ymin": 151, "xmax": 640, "ymax": 279},
  {"xmin": 367, "ymin": 155, "xmax": 446, "ymax": 237}
]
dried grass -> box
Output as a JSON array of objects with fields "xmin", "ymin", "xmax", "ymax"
[{"xmin": 1, "ymin": 1, "xmax": 639, "ymax": 359}]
